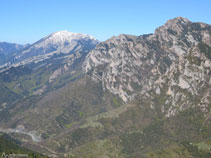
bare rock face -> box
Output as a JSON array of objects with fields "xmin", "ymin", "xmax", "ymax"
[{"xmin": 83, "ymin": 17, "xmax": 211, "ymax": 116}]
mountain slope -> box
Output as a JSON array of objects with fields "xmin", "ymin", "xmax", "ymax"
[{"xmin": 0, "ymin": 133, "xmax": 48, "ymax": 158}]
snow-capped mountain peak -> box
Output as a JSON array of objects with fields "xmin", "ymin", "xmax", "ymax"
[
  {"xmin": 12, "ymin": 30, "xmax": 99, "ymax": 64},
  {"xmin": 42, "ymin": 30, "xmax": 97, "ymax": 44}
]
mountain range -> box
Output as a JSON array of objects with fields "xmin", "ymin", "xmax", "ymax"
[{"xmin": 0, "ymin": 17, "xmax": 211, "ymax": 158}]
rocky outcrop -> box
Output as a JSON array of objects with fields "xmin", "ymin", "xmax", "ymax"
[{"xmin": 83, "ymin": 17, "xmax": 211, "ymax": 116}]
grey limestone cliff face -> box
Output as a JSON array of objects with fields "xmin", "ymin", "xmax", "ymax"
[{"xmin": 83, "ymin": 17, "xmax": 211, "ymax": 116}]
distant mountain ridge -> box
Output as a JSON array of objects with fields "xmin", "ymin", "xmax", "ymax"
[
  {"xmin": 0, "ymin": 42, "xmax": 26, "ymax": 65},
  {"xmin": 13, "ymin": 30, "xmax": 99, "ymax": 63}
]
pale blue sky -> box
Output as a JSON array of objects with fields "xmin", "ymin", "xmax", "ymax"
[{"xmin": 0, "ymin": 0, "xmax": 210, "ymax": 44}]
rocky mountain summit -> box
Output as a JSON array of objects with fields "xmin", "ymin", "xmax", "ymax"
[{"xmin": 83, "ymin": 17, "xmax": 211, "ymax": 116}]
